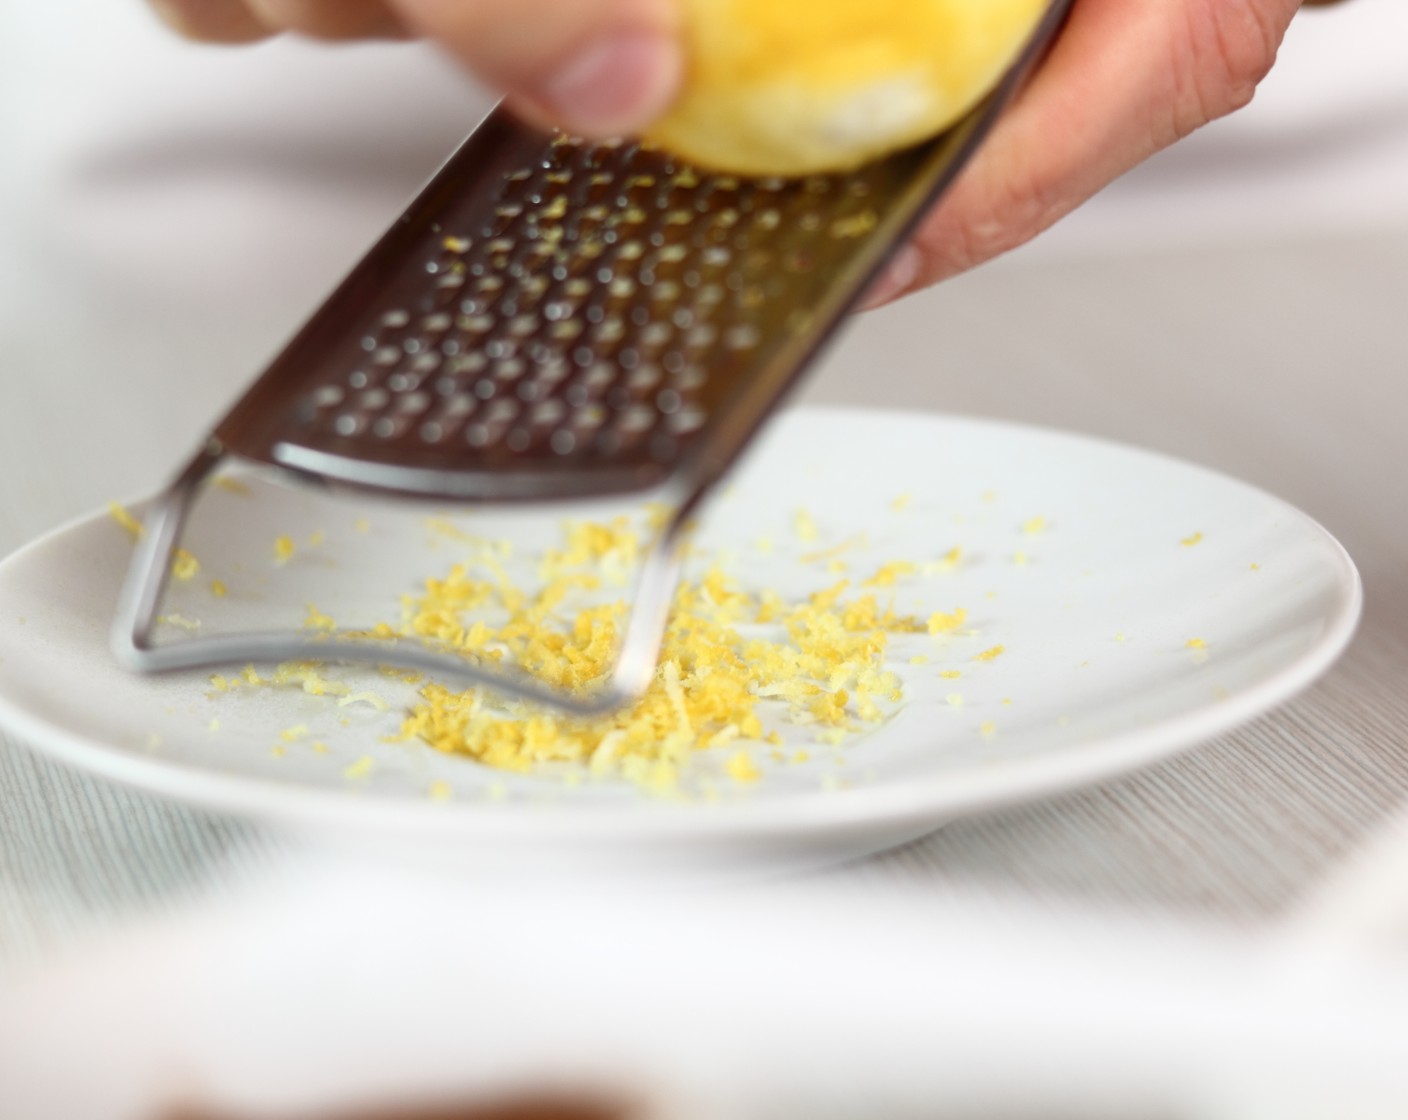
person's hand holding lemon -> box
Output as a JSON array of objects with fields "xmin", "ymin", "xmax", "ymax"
[{"xmin": 149, "ymin": 0, "xmax": 1311, "ymax": 306}]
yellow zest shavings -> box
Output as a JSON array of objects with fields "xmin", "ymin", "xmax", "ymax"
[
  {"xmin": 909, "ymin": 655, "xmax": 930, "ymax": 665},
  {"xmin": 273, "ymin": 536, "xmax": 295, "ymax": 565},
  {"xmin": 208, "ymin": 718, "xmax": 221, "ymax": 733},
  {"xmin": 725, "ymin": 750, "xmax": 761, "ymax": 783},
  {"xmin": 799, "ymin": 533, "xmax": 864, "ymax": 564},
  {"xmin": 172, "ymin": 549, "xmax": 201, "ymax": 581},
  {"xmin": 210, "ymin": 579, "xmax": 228, "ymax": 598},
  {"xmin": 214, "ymin": 476, "xmax": 251, "ymax": 496},
  {"xmin": 1185, "ymin": 637, "xmax": 1207, "ymax": 650},
  {"xmin": 973, "ymin": 644, "xmax": 1006, "ymax": 662},
  {"xmin": 279, "ymin": 723, "xmax": 309, "ymax": 743},
  {"xmin": 312, "ymin": 741, "xmax": 330, "ymax": 755},
  {"xmin": 425, "ymin": 517, "xmax": 478, "ymax": 543},
  {"xmin": 927, "ymin": 607, "xmax": 967, "ymax": 635},
  {"xmin": 1012, "ymin": 551, "xmax": 1029, "ymax": 566},
  {"xmin": 946, "ymin": 692, "xmax": 964, "ymax": 708},
  {"xmin": 862, "ymin": 561, "xmax": 917, "ymax": 588},
  {"xmin": 158, "ymin": 613, "xmax": 201, "ymax": 632},
  {"xmin": 938, "ymin": 670, "xmax": 961, "ymax": 680},
  {"xmin": 831, "ymin": 209, "xmax": 878, "ymax": 239},
  {"xmin": 303, "ymin": 603, "xmax": 337, "ymax": 631},
  {"xmin": 269, "ymin": 745, "xmax": 286, "ymax": 758},
  {"xmin": 1022, "ymin": 516, "xmax": 1047, "ymax": 535},
  {"xmin": 1250, "ymin": 562, "xmax": 1260, "ymax": 571},
  {"xmin": 642, "ymin": 502, "xmax": 674, "ymax": 532},
  {"xmin": 890, "ymin": 493, "xmax": 913, "ymax": 511},
  {"xmin": 354, "ymin": 517, "xmax": 371, "ymax": 534},
  {"xmin": 307, "ymin": 530, "xmax": 326, "ymax": 548},
  {"xmin": 344, "ymin": 756, "xmax": 374, "ymax": 780},
  {"xmin": 794, "ymin": 508, "xmax": 819, "ymax": 542},
  {"xmin": 108, "ymin": 502, "xmax": 145, "ymax": 538},
  {"xmin": 979, "ymin": 720, "xmax": 997, "ymax": 739},
  {"xmin": 1181, "ymin": 531, "xmax": 1204, "ymax": 547},
  {"xmin": 429, "ymin": 780, "xmax": 453, "ymax": 802}
]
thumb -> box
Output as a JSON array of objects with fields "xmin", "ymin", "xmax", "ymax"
[{"xmin": 389, "ymin": 0, "xmax": 683, "ymax": 138}]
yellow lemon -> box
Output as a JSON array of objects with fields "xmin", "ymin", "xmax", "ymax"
[{"xmin": 645, "ymin": 0, "xmax": 1049, "ymax": 175}]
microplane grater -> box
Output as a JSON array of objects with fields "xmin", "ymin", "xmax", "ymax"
[{"xmin": 115, "ymin": 2, "xmax": 1069, "ymax": 713}]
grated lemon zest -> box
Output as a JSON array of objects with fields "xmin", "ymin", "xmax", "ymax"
[{"xmin": 108, "ymin": 502, "xmax": 145, "ymax": 538}]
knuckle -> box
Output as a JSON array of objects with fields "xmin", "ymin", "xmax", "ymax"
[
  {"xmin": 914, "ymin": 164, "xmax": 1065, "ymax": 282},
  {"xmin": 1172, "ymin": 1, "xmax": 1287, "ymax": 137}
]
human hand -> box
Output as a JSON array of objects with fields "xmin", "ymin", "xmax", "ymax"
[{"xmin": 149, "ymin": 0, "xmax": 1320, "ymax": 305}]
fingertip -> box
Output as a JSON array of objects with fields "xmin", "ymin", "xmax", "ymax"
[
  {"xmin": 525, "ymin": 29, "xmax": 683, "ymax": 139},
  {"xmin": 148, "ymin": 0, "xmax": 273, "ymax": 43},
  {"xmin": 856, "ymin": 244, "xmax": 923, "ymax": 312}
]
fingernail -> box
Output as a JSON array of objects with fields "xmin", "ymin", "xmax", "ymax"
[
  {"xmin": 536, "ymin": 31, "xmax": 681, "ymax": 137},
  {"xmin": 857, "ymin": 244, "xmax": 922, "ymax": 311}
]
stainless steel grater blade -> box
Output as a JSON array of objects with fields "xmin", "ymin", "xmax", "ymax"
[{"xmin": 114, "ymin": 1, "xmax": 1069, "ymax": 713}]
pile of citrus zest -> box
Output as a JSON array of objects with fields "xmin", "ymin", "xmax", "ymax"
[
  {"xmin": 382, "ymin": 520, "xmax": 918, "ymax": 794},
  {"xmin": 973, "ymin": 644, "xmax": 1006, "ymax": 662}
]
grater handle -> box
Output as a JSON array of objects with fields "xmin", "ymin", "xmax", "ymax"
[{"xmin": 111, "ymin": 456, "xmax": 690, "ymax": 715}]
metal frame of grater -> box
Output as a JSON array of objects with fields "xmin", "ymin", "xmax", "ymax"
[{"xmin": 114, "ymin": 1, "xmax": 1070, "ymax": 714}]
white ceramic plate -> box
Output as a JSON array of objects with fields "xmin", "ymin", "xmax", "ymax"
[{"xmin": 0, "ymin": 408, "xmax": 1360, "ymax": 874}]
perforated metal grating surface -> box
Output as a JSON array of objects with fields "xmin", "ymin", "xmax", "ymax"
[{"xmin": 213, "ymin": 110, "xmax": 956, "ymax": 500}]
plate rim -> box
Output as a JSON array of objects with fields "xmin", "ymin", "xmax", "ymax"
[{"xmin": 0, "ymin": 405, "xmax": 1363, "ymax": 841}]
